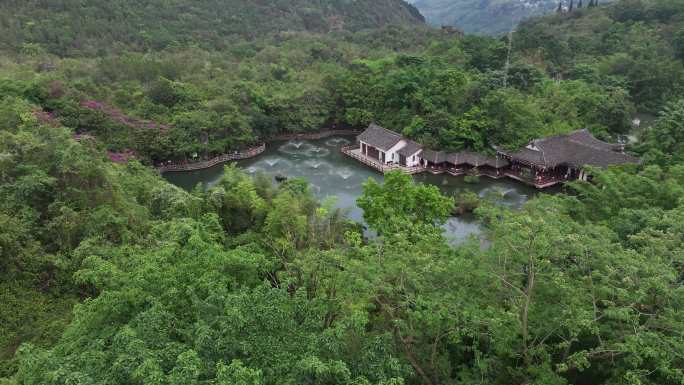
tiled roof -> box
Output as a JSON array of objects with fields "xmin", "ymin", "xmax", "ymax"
[
  {"xmin": 416, "ymin": 148, "xmax": 508, "ymax": 168},
  {"xmin": 358, "ymin": 123, "xmax": 403, "ymax": 151},
  {"xmin": 483, "ymin": 157, "xmax": 510, "ymax": 168},
  {"xmin": 499, "ymin": 129, "xmax": 639, "ymax": 168},
  {"xmin": 499, "ymin": 147, "xmax": 545, "ymax": 165},
  {"xmin": 422, "ymin": 149, "xmax": 446, "ymax": 163},
  {"xmin": 444, "ymin": 152, "xmax": 509, "ymax": 168},
  {"xmin": 397, "ymin": 140, "xmax": 423, "ymax": 157},
  {"xmin": 446, "ymin": 152, "xmax": 483, "ymax": 166},
  {"xmin": 565, "ymin": 129, "xmax": 623, "ymax": 152}
]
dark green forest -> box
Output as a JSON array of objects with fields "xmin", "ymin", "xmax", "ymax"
[
  {"xmin": 3, "ymin": 0, "xmax": 683, "ymax": 162},
  {"xmin": 0, "ymin": 0, "xmax": 424, "ymax": 54},
  {"xmin": 1, "ymin": 0, "xmax": 683, "ymax": 384}
]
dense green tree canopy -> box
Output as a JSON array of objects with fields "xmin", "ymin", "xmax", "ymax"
[
  {"xmin": 2, "ymin": 84, "xmax": 684, "ymax": 384},
  {"xmin": 4, "ymin": 0, "xmax": 682, "ymax": 162},
  {"xmin": 1, "ymin": 1, "xmax": 684, "ymax": 385},
  {"xmin": 0, "ymin": 0, "xmax": 424, "ymax": 56}
]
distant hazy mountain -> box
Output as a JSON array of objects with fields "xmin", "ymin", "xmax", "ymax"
[{"xmin": 407, "ymin": 0, "xmax": 561, "ymax": 35}]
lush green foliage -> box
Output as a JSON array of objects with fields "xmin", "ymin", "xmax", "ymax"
[
  {"xmin": 4, "ymin": 0, "xmax": 681, "ymax": 163},
  {"xmin": 638, "ymin": 98, "xmax": 684, "ymax": 165},
  {"xmin": 1, "ymin": 100, "xmax": 684, "ymax": 384},
  {"xmin": 3, "ymin": 88, "xmax": 683, "ymax": 384},
  {"xmin": 515, "ymin": 0, "xmax": 684, "ymax": 111},
  {"xmin": 2, "ymin": 1, "xmax": 684, "ymax": 385},
  {"xmin": 0, "ymin": 95, "xmax": 184, "ymax": 376},
  {"xmin": 0, "ymin": 0, "xmax": 424, "ymax": 56},
  {"xmin": 358, "ymin": 171, "xmax": 454, "ymax": 236}
]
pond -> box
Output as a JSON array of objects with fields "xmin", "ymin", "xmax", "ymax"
[{"xmin": 163, "ymin": 136, "xmax": 542, "ymax": 244}]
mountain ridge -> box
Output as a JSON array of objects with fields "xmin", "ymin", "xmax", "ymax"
[{"xmin": 0, "ymin": 0, "xmax": 425, "ymax": 56}]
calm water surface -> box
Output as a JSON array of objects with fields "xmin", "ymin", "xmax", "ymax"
[{"xmin": 164, "ymin": 137, "xmax": 541, "ymax": 244}]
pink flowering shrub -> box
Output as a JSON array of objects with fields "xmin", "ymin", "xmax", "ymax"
[
  {"xmin": 107, "ymin": 149, "xmax": 137, "ymax": 164},
  {"xmin": 49, "ymin": 80, "xmax": 65, "ymax": 99},
  {"xmin": 33, "ymin": 110, "xmax": 59, "ymax": 127},
  {"xmin": 81, "ymin": 100, "xmax": 171, "ymax": 131}
]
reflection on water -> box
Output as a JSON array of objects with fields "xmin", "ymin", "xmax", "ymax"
[
  {"xmin": 444, "ymin": 216, "xmax": 483, "ymax": 245},
  {"xmin": 163, "ymin": 137, "xmax": 542, "ymax": 244},
  {"xmin": 413, "ymin": 174, "xmax": 532, "ymax": 211}
]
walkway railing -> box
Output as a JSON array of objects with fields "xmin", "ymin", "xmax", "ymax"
[
  {"xmin": 504, "ymin": 170, "xmax": 565, "ymax": 189},
  {"xmin": 478, "ymin": 169, "xmax": 506, "ymax": 179},
  {"xmin": 157, "ymin": 130, "xmax": 357, "ymax": 173},
  {"xmin": 157, "ymin": 143, "xmax": 266, "ymax": 173}
]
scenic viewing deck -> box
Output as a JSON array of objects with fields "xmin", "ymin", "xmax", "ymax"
[
  {"xmin": 344, "ymin": 124, "xmax": 640, "ymax": 189},
  {"xmin": 341, "ymin": 146, "xmax": 425, "ymax": 174},
  {"xmin": 504, "ymin": 170, "xmax": 564, "ymax": 189},
  {"xmin": 343, "ymin": 145, "xmax": 569, "ymax": 188}
]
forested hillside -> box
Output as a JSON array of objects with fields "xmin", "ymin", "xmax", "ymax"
[
  {"xmin": 2, "ymin": 77, "xmax": 683, "ymax": 385},
  {"xmin": 514, "ymin": 0, "xmax": 684, "ymax": 110},
  {"xmin": 2, "ymin": 0, "xmax": 681, "ymax": 164},
  {"xmin": 0, "ymin": 0, "xmax": 424, "ymax": 55},
  {"xmin": 1, "ymin": 0, "xmax": 684, "ymax": 384}
]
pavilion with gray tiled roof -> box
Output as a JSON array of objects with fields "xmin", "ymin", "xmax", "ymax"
[
  {"xmin": 498, "ymin": 129, "xmax": 639, "ymax": 169},
  {"xmin": 356, "ymin": 123, "xmax": 423, "ymax": 167},
  {"xmin": 421, "ymin": 149, "xmax": 446, "ymax": 165},
  {"xmin": 357, "ymin": 123, "xmax": 403, "ymax": 151},
  {"xmin": 397, "ymin": 140, "xmax": 423, "ymax": 158},
  {"xmin": 497, "ymin": 129, "xmax": 640, "ymax": 186},
  {"xmin": 348, "ymin": 125, "xmax": 639, "ymax": 188}
]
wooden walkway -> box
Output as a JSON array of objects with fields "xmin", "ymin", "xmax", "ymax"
[
  {"xmin": 157, "ymin": 144, "xmax": 266, "ymax": 173},
  {"xmin": 158, "ymin": 130, "xmax": 359, "ymax": 173},
  {"xmin": 342, "ymin": 145, "xmax": 565, "ymax": 188},
  {"xmin": 504, "ymin": 172, "xmax": 564, "ymax": 189},
  {"xmin": 428, "ymin": 167, "xmax": 506, "ymax": 180}
]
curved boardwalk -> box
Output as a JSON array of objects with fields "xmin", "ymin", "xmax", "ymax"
[
  {"xmin": 157, "ymin": 144, "xmax": 266, "ymax": 173},
  {"xmin": 157, "ymin": 130, "xmax": 360, "ymax": 173}
]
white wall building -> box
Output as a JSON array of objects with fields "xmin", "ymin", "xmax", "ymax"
[{"xmin": 357, "ymin": 124, "xmax": 423, "ymax": 167}]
